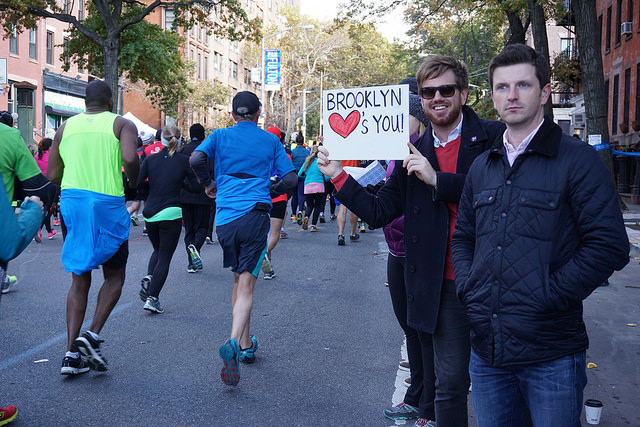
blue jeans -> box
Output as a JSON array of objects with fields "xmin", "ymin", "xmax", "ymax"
[{"xmin": 469, "ymin": 349, "xmax": 586, "ymax": 427}]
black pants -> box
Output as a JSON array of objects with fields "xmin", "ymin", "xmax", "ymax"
[
  {"xmin": 321, "ymin": 181, "xmax": 336, "ymax": 215},
  {"xmin": 304, "ymin": 192, "xmax": 325, "ymax": 225},
  {"xmin": 417, "ymin": 279, "xmax": 471, "ymax": 425},
  {"xmin": 146, "ymin": 218, "xmax": 182, "ymax": 298},
  {"xmin": 387, "ymin": 254, "xmax": 434, "ymax": 417},
  {"xmin": 183, "ymin": 203, "xmax": 210, "ymax": 266}
]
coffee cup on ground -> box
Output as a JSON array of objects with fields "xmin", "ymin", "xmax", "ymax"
[{"xmin": 584, "ymin": 399, "xmax": 603, "ymax": 425}]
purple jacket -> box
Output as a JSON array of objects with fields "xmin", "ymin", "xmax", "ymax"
[{"xmin": 382, "ymin": 160, "xmax": 405, "ymax": 257}]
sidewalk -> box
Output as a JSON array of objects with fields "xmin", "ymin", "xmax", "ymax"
[{"xmin": 623, "ymin": 202, "xmax": 640, "ymax": 256}]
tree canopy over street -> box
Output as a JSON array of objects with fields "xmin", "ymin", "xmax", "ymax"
[{"xmin": 0, "ymin": 0, "xmax": 261, "ymax": 111}]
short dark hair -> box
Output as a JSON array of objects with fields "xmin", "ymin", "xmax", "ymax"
[
  {"xmin": 416, "ymin": 55, "xmax": 468, "ymax": 90},
  {"xmin": 295, "ymin": 132, "xmax": 304, "ymax": 145},
  {"xmin": 489, "ymin": 44, "xmax": 550, "ymax": 90},
  {"xmin": 85, "ymin": 80, "xmax": 112, "ymax": 107},
  {"xmin": 0, "ymin": 111, "xmax": 13, "ymax": 127}
]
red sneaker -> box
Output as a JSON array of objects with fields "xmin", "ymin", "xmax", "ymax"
[
  {"xmin": 53, "ymin": 218, "xmax": 61, "ymax": 226},
  {"xmin": 48, "ymin": 230, "xmax": 57, "ymax": 239},
  {"xmin": 0, "ymin": 405, "xmax": 17, "ymax": 426}
]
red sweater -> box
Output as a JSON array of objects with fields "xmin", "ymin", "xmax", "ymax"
[{"xmin": 435, "ymin": 136, "xmax": 461, "ymax": 280}]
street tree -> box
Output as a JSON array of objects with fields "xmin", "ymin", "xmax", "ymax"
[
  {"xmin": 262, "ymin": 8, "xmax": 417, "ymax": 141},
  {"xmin": 0, "ymin": 0, "xmax": 260, "ymax": 112}
]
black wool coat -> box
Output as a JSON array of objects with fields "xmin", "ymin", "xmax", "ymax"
[
  {"xmin": 452, "ymin": 117, "xmax": 629, "ymax": 366},
  {"xmin": 335, "ymin": 106, "xmax": 504, "ymax": 333}
]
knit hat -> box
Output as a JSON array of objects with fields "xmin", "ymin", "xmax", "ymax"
[
  {"xmin": 190, "ymin": 123, "xmax": 205, "ymax": 142},
  {"xmin": 266, "ymin": 126, "xmax": 282, "ymax": 139},
  {"xmin": 399, "ymin": 77, "xmax": 419, "ymax": 95},
  {"xmin": 232, "ymin": 91, "xmax": 261, "ymax": 117},
  {"xmin": 139, "ymin": 130, "xmax": 154, "ymax": 145},
  {"xmin": 409, "ymin": 94, "xmax": 430, "ymax": 127}
]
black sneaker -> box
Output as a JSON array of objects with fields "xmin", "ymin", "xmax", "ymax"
[
  {"xmin": 319, "ymin": 213, "xmax": 326, "ymax": 223},
  {"xmin": 338, "ymin": 234, "xmax": 346, "ymax": 246},
  {"xmin": 350, "ymin": 233, "xmax": 360, "ymax": 242},
  {"xmin": 60, "ymin": 356, "xmax": 90, "ymax": 375},
  {"xmin": 73, "ymin": 332, "xmax": 108, "ymax": 371}
]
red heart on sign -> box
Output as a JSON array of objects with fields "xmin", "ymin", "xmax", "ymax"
[{"xmin": 329, "ymin": 111, "xmax": 361, "ymax": 138}]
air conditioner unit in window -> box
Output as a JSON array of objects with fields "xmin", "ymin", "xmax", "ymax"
[
  {"xmin": 621, "ymin": 22, "xmax": 633, "ymax": 35},
  {"xmin": 573, "ymin": 113, "xmax": 585, "ymax": 125}
]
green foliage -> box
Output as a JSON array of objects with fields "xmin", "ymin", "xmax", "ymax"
[
  {"xmin": 550, "ymin": 52, "xmax": 581, "ymax": 90},
  {"xmin": 61, "ymin": 3, "xmax": 191, "ymax": 112},
  {"xmin": 181, "ymin": 78, "xmax": 231, "ymax": 124},
  {"xmin": 0, "ymin": 0, "xmax": 260, "ymax": 113}
]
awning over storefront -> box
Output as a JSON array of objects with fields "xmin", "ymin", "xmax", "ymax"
[{"xmin": 44, "ymin": 90, "xmax": 85, "ymax": 117}]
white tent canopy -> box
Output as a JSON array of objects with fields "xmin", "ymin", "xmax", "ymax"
[{"xmin": 122, "ymin": 112, "xmax": 156, "ymax": 136}]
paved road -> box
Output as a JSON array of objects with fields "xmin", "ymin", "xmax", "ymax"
[{"xmin": 1, "ymin": 214, "xmax": 638, "ymax": 426}]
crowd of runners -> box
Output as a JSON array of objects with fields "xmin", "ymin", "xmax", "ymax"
[{"xmin": 1, "ymin": 44, "xmax": 632, "ymax": 427}]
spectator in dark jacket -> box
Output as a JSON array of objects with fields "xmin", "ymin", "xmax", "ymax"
[
  {"xmin": 178, "ymin": 123, "xmax": 214, "ymax": 273},
  {"xmin": 318, "ymin": 56, "xmax": 504, "ymax": 426},
  {"xmin": 452, "ymin": 44, "xmax": 629, "ymax": 426}
]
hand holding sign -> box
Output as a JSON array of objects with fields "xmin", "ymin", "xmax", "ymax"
[
  {"xmin": 403, "ymin": 142, "xmax": 437, "ymax": 188},
  {"xmin": 317, "ymin": 146, "xmax": 343, "ymax": 179}
]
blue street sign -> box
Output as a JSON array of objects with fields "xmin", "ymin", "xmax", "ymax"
[{"xmin": 264, "ymin": 49, "xmax": 281, "ymax": 91}]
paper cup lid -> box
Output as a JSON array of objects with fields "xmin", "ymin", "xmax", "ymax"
[{"xmin": 585, "ymin": 399, "xmax": 603, "ymax": 407}]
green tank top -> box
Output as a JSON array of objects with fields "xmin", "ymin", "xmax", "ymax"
[{"xmin": 59, "ymin": 111, "xmax": 124, "ymax": 197}]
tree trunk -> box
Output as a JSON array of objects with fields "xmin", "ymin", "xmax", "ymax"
[
  {"xmin": 572, "ymin": 0, "xmax": 625, "ymax": 209},
  {"xmin": 102, "ymin": 37, "xmax": 121, "ymax": 113},
  {"xmin": 528, "ymin": 0, "xmax": 554, "ymax": 120},
  {"xmin": 498, "ymin": 0, "xmax": 528, "ymax": 45}
]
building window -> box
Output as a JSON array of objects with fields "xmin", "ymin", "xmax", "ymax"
[
  {"xmin": 623, "ymin": 68, "xmax": 631, "ymax": 129},
  {"xmin": 9, "ymin": 28, "xmax": 18, "ymax": 55},
  {"xmin": 204, "ymin": 56, "xmax": 208, "ymax": 80},
  {"xmin": 46, "ymin": 31, "xmax": 54, "ymax": 65},
  {"xmin": 598, "ymin": 15, "xmax": 603, "ymax": 49},
  {"xmin": 629, "ymin": 0, "xmax": 634, "ymax": 23},
  {"xmin": 29, "ymin": 29, "xmax": 37, "ymax": 60},
  {"xmin": 606, "ymin": 6, "xmax": 612, "ymax": 50},
  {"xmin": 612, "ymin": 75, "xmax": 619, "ymax": 134},
  {"xmin": 230, "ymin": 61, "xmax": 238, "ymax": 80},
  {"xmin": 63, "ymin": 37, "xmax": 70, "ymax": 67},
  {"xmin": 164, "ymin": 8, "xmax": 175, "ymax": 30},
  {"xmin": 78, "ymin": 0, "xmax": 84, "ymax": 20},
  {"xmin": 64, "ymin": 0, "xmax": 70, "ymax": 14},
  {"xmin": 560, "ymin": 38, "xmax": 574, "ymax": 58},
  {"xmin": 616, "ymin": 0, "xmax": 623, "ymax": 45},
  {"xmin": 197, "ymin": 53, "xmax": 201, "ymax": 79}
]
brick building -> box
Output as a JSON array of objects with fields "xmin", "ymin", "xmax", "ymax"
[
  {"xmin": 0, "ymin": 0, "xmax": 88, "ymax": 146},
  {"xmin": 597, "ymin": 0, "xmax": 640, "ymax": 146}
]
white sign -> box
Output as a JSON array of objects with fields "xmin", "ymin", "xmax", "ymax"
[
  {"xmin": 588, "ymin": 134, "xmax": 602, "ymax": 146},
  {"xmin": 251, "ymin": 67, "xmax": 261, "ymax": 84},
  {"xmin": 322, "ymin": 84, "xmax": 409, "ymax": 160},
  {"xmin": 0, "ymin": 58, "xmax": 7, "ymax": 85}
]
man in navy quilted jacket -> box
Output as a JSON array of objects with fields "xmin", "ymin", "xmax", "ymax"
[{"xmin": 452, "ymin": 44, "xmax": 629, "ymax": 426}]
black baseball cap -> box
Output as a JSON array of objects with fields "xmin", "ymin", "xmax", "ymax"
[{"xmin": 232, "ymin": 91, "xmax": 261, "ymax": 117}]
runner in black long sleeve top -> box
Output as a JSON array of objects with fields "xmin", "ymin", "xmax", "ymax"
[{"xmin": 137, "ymin": 128, "xmax": 200, "ymax": 314}]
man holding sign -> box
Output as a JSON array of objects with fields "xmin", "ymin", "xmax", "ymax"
[{"xmin": 318, "ymin": 56, "xmax": 503, "ymax": 426}]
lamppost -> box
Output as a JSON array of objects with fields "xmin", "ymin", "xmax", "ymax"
[{"xmin": 261, "ymin": 24, "xmax": 313, "ymax": 122}]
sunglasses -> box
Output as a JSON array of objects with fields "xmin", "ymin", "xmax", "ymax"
[{"xmin": 420, "ymin": 84, "xmax": 458, "ymax": 100}]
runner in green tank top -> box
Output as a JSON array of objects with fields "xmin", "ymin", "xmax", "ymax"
[{"xmin": 48, "ymin": 80, "xmax": 139, "ymax": 376}]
